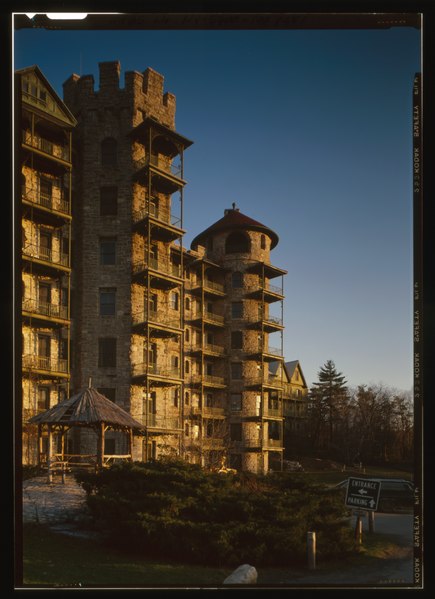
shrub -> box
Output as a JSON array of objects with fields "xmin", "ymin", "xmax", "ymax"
[{"xmin": 75, "ymin": 460, "xmax": 353, "ymax": 566}]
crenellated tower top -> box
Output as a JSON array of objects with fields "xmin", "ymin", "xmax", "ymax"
[{"xmin": 63, "ymin": 60, "xmax": 176, "ymax": 128}]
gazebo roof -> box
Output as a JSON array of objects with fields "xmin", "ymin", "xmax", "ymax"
[{"xmin": 28, "ymin": 387, "xmax": 144, "ymax": 431}]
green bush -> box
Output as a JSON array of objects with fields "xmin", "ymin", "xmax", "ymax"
[{"xmin": 75, "ymin": 460, "xmax": 353, "ymax": 567}]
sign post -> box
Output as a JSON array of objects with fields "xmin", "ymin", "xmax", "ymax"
[{"xmin": 345, "ymin": 477, "xmax": 381, "ymax": 544}]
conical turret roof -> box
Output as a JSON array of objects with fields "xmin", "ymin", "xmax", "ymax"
[{"xmin": 191, "ymin": 204, "xmax": 279, "ymax": 250}]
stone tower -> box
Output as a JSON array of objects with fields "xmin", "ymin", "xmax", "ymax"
[
  {"xmin": 63, "ymin": 61, "xmax": 192, "ymax": 460},
  {"xmin": 190, "ymin": 205, "xmax": 286, "ymax": 473}
]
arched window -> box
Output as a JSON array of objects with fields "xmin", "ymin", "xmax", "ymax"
[
  {"xmin": 101, "ymin": 137, "xmax": 117, "ymax": 167},
  {"xmin": 225, "ymin": 231, "xmax": 251, "ymax": 254},
  {"xmin": 260, "ymin": 234, "xmax": 266, "ymax": 250}
]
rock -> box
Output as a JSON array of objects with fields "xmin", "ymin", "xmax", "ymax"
[{"xmin": 223, "ymin": 564, "xmax": 258, "ymax": 585}]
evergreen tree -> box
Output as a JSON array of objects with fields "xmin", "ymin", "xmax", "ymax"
[{"xmin": 309, "ymin": 360, "xmax": 348, "ymax": 453}]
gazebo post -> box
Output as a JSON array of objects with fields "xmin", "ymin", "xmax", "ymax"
[
  {"xmin": 37, "ymin": 424, "xmax": 42, "ymax": 469},
  {"xmin": 128, "ymin": 428, "xmax": 133, "ymax": 461},
  {"xmin": 47, "ymin": 424, "xmax": 53, "ymax": 484},
  {"xmin": 97, "ymin": 422, "xmax": 105, "ymax": 470}
]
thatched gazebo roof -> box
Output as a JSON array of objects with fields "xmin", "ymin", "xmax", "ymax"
[{"xmin": 28, "ymin": 387, "xmax": 144, "ymax": 432}]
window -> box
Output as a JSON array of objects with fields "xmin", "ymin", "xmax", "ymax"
[
  {"xmin": 100, "ymin": 237, "xmax": 116, "ymax": 265},
  {"xmin": 232, "ymin": 271, "xmax": 243, "ymax": 288},
  {"xmin": 39, "ymin": 230, "xmax": 52, "ymax": 260},
  {"xmin": 205, "ymin": 362, "xmax": 213, "ymax": 376},
  {"xmin": 171, "ymin": 355, "xmax": 179, "ymax": 369},
  {"xmin": 231, "ymin": 331, "xmax": 243, "ymax": 349},
  {"xmin": 100, "ymin": 186, "xmax": 118, "ymax": 216},
  {"xmin": 231, "ymin": 302, "xmax": 243, "ymax": 319},
  {"xmin": 185, "ymin": 391, "xmax": 190, "ymax": 405},
  {"xmin": 98, "ymin": 388, "xmax": 116, "ymax": 403},
  {"xmin": 225, "ymin": 231, "xmax": 250, "ymax": 254},
  {"xmin": 230, "ymin": 393, "xmax": 242, "ymax": 411},
  {"xmin": 185, "ymin": 423, "xmax": 190, "ymax": 436},
  {"xmin": 260, "ymin": 234, "xmax": 266, "ymax": 250},
  {"xmin": 98, "ymin": 338, "xmax": 116, "ymax": 367},
  {"xmin": 38, "ymin": 334, "xmax": 50, "ymax": 357},
  {"xmin": 206, "ymin": 421, "xmax": 214, "ymax": 437},
  {"xmin": 39, "ymin": 177, "xmax": 52, "ymax": 206},
  {"xmin": 101, "ymin": 137, "xmax": 117, "ymax": 167},
  {"xmin": 147, "ymin": 343, "xmax": 157, "ymax": 365},
  {"xmin": 185, "ymin": 297, "xmax": 191, "ymax": 311},
  {"xmin": 205, "ymin": 393, "xmax": 213, "ymax": 407},
  {"xmin": 185, "ymin": 360, "xmax": 190, "ymax": 374},
  {"xmin": 230, "ymin": 423, "xmax": 242, "ymax": 441},
  {"xmin": 38, "ymin": 282, "xmax": 51, "ymax": 308},
  {"xmin": 170, "ymin": 292, "xmax": 179, "ymax": 310},
  {"xmin": 99, "ymin": 288, "xmax": 116, "ymax": 316},
  {"xmin": 37, "ymin": 387, "xmax": 50, "ymax": 411},
  {"xmin": 185, "ymin": 329, "xmax": 190, "ymax": 343},
  {"xmin": 172, "ymin": 387, "xmax": 180, "ymax": 407},
  {"xmin": 231, "ymin": 362, "xmax": 243, "ymax": 379}
]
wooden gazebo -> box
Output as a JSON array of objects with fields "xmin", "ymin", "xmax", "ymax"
[{"xmin": 28, "ymin": 387, "xmax": 144, "ymax": 481}]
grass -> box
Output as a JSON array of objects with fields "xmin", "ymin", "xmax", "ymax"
[
  {"xmin": 19, "ymin": 520, "xmax": 410, "ymax": 589},
  {"xmin": 301, "ymin": 466, "xmax": 413, "ymax": 487},
  {"xmin": 20, "ymin": 523, "xmax": 231, "ymax": 588}
]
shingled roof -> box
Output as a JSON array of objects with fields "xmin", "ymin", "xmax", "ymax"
[
  {"xmin": 28, "ymin": 387, "xmax": 143, "ymax": 431},
  {"xmin": 191, "ymin": 205, "xmax": 279, "ymax": 250}
]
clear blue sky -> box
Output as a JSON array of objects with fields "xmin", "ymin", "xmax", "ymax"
[{"xmin": 13, "ymin": 21, "xmax": 421, "ymax": 391}]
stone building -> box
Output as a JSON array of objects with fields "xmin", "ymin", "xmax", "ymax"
[
  {"xmin": 19, "ymin": 60, "xmax": 303, "ymax": 474},
  {"xmin": 18, "ymin": 65, "xmax": 76, "ymax": 464}
]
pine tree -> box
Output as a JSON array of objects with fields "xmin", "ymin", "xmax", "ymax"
[{"xmin": 309, "ymin": 360, "xmax": 348, "ymax": 452}]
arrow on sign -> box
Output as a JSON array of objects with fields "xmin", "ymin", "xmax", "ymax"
[
  {"xmin": 369, "ymin": 499, "xmax": 376, "ymax": 508},
  {"xmin": 358, "ymin": 489, "xmax": 368, "ymax": 495}
]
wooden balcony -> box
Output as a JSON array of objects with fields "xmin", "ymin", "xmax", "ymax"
[
  {"xmin": 22, "ymin": 244, "xmax": 70, "ymax": 273},
  {"xmin": 22, "ymin": 298, "xmax": 69, "ymax": 324},
  {"xmin": 22, "ymin": 187, "xmax": 71, "ymax": 221},
  {"xmin": 22, "ymin": 354, "xmax": 69, "ymax": 378}
]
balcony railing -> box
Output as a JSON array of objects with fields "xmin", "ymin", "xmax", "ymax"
[
  {"xmin": 203, "ymin": 406, "xmax": 226, "ymax": 416},
  {"xmin": 266, "ymin": 438, "xmax": 283, "ymax": 448},
  {"xmin": 132, "ymin": 309, "xmax": 181, "ymax": 329},
  {"xmin": 22, "ymin": 244, "xmax": 70, "ymax": 268},
  {"xmin": 132, "ymin": 204, "xmax": 182, "ymax": 228},
  {"xmin": 132, "ymin": 258, "xmax": 182, "ymax": 278},
  {"xmin": 246, "ymin": 375, "xmax": 283, "ymax": 388},
  {"xmin": 204, "ymin": 311, "xmax": 225, "ymax": 324},
  {"xmin": 140, "ymin": 414, "xmax": 181, "ymax": 430},
  {"xmin": 263, "ymin": 315, "xmax": 283, "ymax": 326},
  {"xmin": 133, "ymin": 154, "xmax": 182, "ymax": 178},
  {"xmin": 264, "ymin": 346, "xmax": 283, "ymax": 357},
  {"xmin": 132, "ymin": 363, "xmax": 181, "ymax": 379},
  {"xmin": 203, "ymin": 280, "xmax": 225, "ymax": 293},
  {"xmin": 22, "ymin": 298, "xmax": 68, "ymax": 320},
  {"xmin": 22, "ymin": 131, "xmax": 70, "ymax": 162},
  {"xmin": 22, "ymin": 354, "xmax": 68, "ymax": 373},
  {"xmin": 22, "ymin": 187, "xmax": 70, "ymax": 216}
]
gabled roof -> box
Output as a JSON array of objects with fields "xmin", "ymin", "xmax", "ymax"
[
  {"xmin": 284, "ymin": 360, "xmax": 308, "ymax": 388},
  {"xmin": 16, "ymin": 64, "xmax": 77, "ymax": 127},
  {"xmin": 191, "ymin": 206, "xmax": 279, "ymax": 250},
  {"xmin": 28, "ymin": 387, "xmax": 143, "ymax": 431}
]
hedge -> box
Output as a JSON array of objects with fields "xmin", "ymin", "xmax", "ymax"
[{"xmin": 75, "ymin": 460, "xmax": 354, "ymax": 567}]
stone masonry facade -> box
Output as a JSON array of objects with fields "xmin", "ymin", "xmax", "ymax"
[{"xmin": 20, "ymin": 61, "xmax": 309, "ymax": 474}]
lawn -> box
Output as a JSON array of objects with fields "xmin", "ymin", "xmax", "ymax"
[{"xmin": 20, "ymin": 523, "xmax": 232, "ymax": 588}]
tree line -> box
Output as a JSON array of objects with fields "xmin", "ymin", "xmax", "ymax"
[{"xmin": 297, "ymin": 360, "xmax": 414, "ymax": 466}]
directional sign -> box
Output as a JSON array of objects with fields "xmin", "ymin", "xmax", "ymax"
[{"xmin": 345, "ymin": 477, "xmax": 381, "ymax": 511}]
